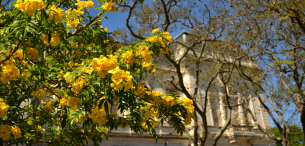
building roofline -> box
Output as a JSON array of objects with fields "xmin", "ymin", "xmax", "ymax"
[{"xmin": 173, "ymin": 31, "xmax": 190, "ymax": 40}]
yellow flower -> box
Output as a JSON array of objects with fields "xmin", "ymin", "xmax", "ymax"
[
  {"xmin": 90, "ymin": 106, "xmax": 107, "ymax": 126},
  {"xmin": 60, "ymin": 97, "xmax": 67, "ymax": 107},
  {"xmin": 57, "ymin": 71, "xmax": 65, "ymax": 78},
  {"xmin": 142, "ymin": 62, "xmax": 151, "ymax": 70},
  {"xmin": 141, "ymin": 122, "xmax": 148, "ymax": 129},
  {"xmin": 135, "ymin": 85, "xmax": 147, "ymax": 98},
  {"xmin": 0, "ymin": 125, "xmax": 11, "ymax": 140},
  {"xmin": 67, "ymin": 19, "xmax": 80, "ymax": 29},
  {"xmin": 152, "ymin": 28, "xmax": 159, "ymax": 33},
  {"xmin": 76, "ymin": 0, "xmax": 94, "ymax": 10},
  {"xmin": 160, "ymin": 47, "xmax": 169, "ymax": 54},
  {"xmin": 113, "ymin": 31, "xmax": 121, "ymax": 35},
  {"xmin": 90, "ymin": 56, "xmax": 118, "ymax": 78},
  {"xmin": 122, "ymin": 50, "xmax": 135, "ymax": 66},
  {"xmin": 31, "ymin": 89, "xmax": 47, "ymax": 101},
  {"xmin": 0, "ymin": 99, "xmax": 9, "ymax": 118},
  {"xmin": 184, "ymin": 114, "xmax": 192, "ymax": 125},
  {"xmin": 40, "ymin": 34, "xmax": 49, "ymax": 46},
  {"xmin": 27, "ymin": 47, "xmax": 39, "ymax": 59},
  {"xmin": 63, "ymin": 72, "xmax": 74, "ymax": 83},
  {"xmin": 13, "ymin": 49, "xmax": 24, "ymax": 59},
  {"xmin": 104, "ymin": 28, "xmax": 108, "ymax": 33},
  {"xmin": 11, "ymin": 125, "xmax": 22, "ymax": 139},
  {"xmin": 109, "ymin": 68, "xmax": 123, "ymax": 85},
  {"xmin": 50, "ymin": 32, "xmax": 60, "ymax": 47},
  {"xmin": 67, "ymin": 96, "xmax": 81, "ymax": 110},
  {"xmin": 14, "ymin": 0, "xmax": 46, "ymax": 16},
  {"xmin": 71, "ymin": 79, "xmax": 85, "ymax": 94},
  {"xmin": 27, "ymin": 120, "xmax": 33, "ymax": 125},
  {"xmin": 151, "ymin": 68, "xmax": 156, "ymax": 73},
  {"xmin": 42, "ymin": 101, "xmax": 54, "ymax": 113},
  {"xmin": 0, "ymin": 64, "xmax": 19, "ymax": 84},
  {"xmin": 48, "ymin": 5, "xmax": 64, "ymax": 23},
  {"xmin": 37, "ymin": 125, "xmax": 42, "ymax": 131},
  {"xmin": 102, "ymin": 1, "xmax": 117, "ymax": 12}
]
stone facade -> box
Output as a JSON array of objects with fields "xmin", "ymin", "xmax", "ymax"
[{"xmin": 103, "ymin": 32, "xmax": 276, "ymax": 146}]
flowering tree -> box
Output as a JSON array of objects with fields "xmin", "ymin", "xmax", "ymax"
[{"xmin": 0, "ymin": 0, "xmax": 194, "ymax": 145}]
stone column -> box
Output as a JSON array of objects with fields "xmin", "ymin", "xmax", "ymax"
[
  {"xmin": 249, "ymin": 94, "xmax": 258, "ymax": 129},
  {"xmin": 237, "ymin": 95, "xmax": 246, "ymax": 126},
  {"xmin": 219, "ymin": 95, "xmax": 227, "ymax": 127}
]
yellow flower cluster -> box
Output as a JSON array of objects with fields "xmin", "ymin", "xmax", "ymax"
[
  {"xmin": 141, "ymin": 119, "xmax": 157, "ymax": 129},
  {"xmin": 113, "ymin": 31, "xmax": 121, "ymax": 35},
  {"xmin": 14, "ymin": 0, "xmax": 46, "ymax": 16},
  {"xmin": 143, "ymin": 103, "xmax": 156, "ymax": 120},
  {"xmin": 26, "ymin": 47, "xmax": 39, "ymax": 59},
  {"xmin": 102, "ymin": 1, "xmax": 117, "ymax": 12},
  {"xmin": 0, "ymin": 63, "xmax": 19, "ymax": 84},
  {"xmin": 161, "ymin": 95, "xmax": 176, "ymax": 107},
  {"xmin": 122, "ymin": 50, "xmax": 135, "ymax": 66},
  {"xmin": 182, "ymin": 97, "xmax": 194, "ymax": 125},
  {"xmin": 13, "ymin": 49, "xmax": 24, "ymax": 59},
  {"xmin": 80, "ymin": 66, "xmax": 93, "ymax": 74},
  {"xmin": 0, "ymin": 99, "xmax": 9, "ymax": 118},
  {"xmin": 76, "ymin": 0, "xmax": 94, "ymax": 10},
  {"xmin": 40, "ymin": 34, "xmax": 49, "ymax": 46},
  {"xmin": 0, "ymin": 125, "xmax": 11, "ymax": 140},
  {"xmin": 50, "ymin": 32, "xmax": 60, "ymax": 47},
  {"xmin": 109, "ymin": 67, "xmax": 134, "ymax": 91},
  {"xmin": 60, "ymin": 97, "xmax": 67, "ymax": 107},
  {"xmin": 21, "ymin": 71, "xmax": 31, "ymax": 78},
  {"xmin": 119, "ymin": 120, "xmax": 128, "ymax": 129},
  {"xmin": 64, "ymin": 72, "xmax": 74, "ymax": 83},
  {"xmin": 67, "ymin": 19, "xmax": 80, "ymax": 29},
  {"xmin": 31, "ymin": 89, "xmax": 47, "ymax": 101},
  {"xmin": 72, "ymin": 51, "xmax": 82, "ymax": 59},
  {"xmin": 90, "ymin": 55, "xmax": 118, "ymax": 78},
  {"xmin": 90, "ymin": 106, "xmax": 107, "ymax": 126},
  {"xmin": 147, "ymin": 36, "xmax": 163, "ymax": 45},
  {"xmin": 152, "ymin": 28, "xmax": 159, "ymax": 34},
  {"xmin": 67, "ymin": 96, "xmax": 81, "ymax": 111},
  {"xmin": 138, "ymin": 45, "xmax": 152, "ymax": 63},
  {"xmin": 161, "ymin": 32, "xmax": 172, "ymax": 42},
  {"xmin": 71, "ymin": 78, "xmax": 85, "ymax": 94},
  {"xmin": 72, "ymin": 114, "xmax": 88, "ymax": 124},
  {"xmin": 132, "ymin": 45, "xmax": 154, "ymax": 70},
  {"xmin": 11, "ymin": 125, "xmax": 22, "ymax": 139},
  {"xmin": 137, "ymin": 88, "xmax": 194, "ymax": 125},
  {"xmin": 104, "ymin": 28, "xmax": 108, "ymax": 33},
  {"xmin": 135, "ymin": 85, "xmax": 147, "ymax": 98},
  {"xmin": 42, "ymin": 101, "xmax": 54, "ymax": 113},
  {"xmin": 66, "ymin": 1, "xmax": 92, "ymax": 29},
  {"xmin": 48, "ymin": 5, "xmax": 64, "ymax": 23},
  {"xmin": 147, "ymin": 30, "xmax": 172, "ymax": 54}
]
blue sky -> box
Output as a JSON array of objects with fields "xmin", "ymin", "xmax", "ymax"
[{"xmin": 86, "ymin": 0, "xmax": 182, "ymax": 38}]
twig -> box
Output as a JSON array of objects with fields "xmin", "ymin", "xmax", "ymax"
[
  {"xmin": 65, "ymin": 10, "xmax": 105, "ymax": 39},
  {"xmin": 0, "ymin": 42, "xmax": 21, "ymax": 65},
  {"xmin": 56, "ymin": 0, "xmax": 67, "ymax": 8}
]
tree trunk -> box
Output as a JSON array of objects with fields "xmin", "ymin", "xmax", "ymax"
[
  {"xmin": 200, "ymin": 114, "xmax": 208, "ymax": 146},
  {"xmin": 194, "ymin": 112, "xmax": 199, "ymax": 146},
  {"xmin": 301, "ymin": 106, "xmax": 305, "ymax": 146}
]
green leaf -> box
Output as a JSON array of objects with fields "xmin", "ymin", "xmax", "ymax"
[
  {"xmin": 10, "ymin": 1, "xmax": 17, "ymax": 8},
  {"xmin": 61, "ymin": 114, "xmax": 67, "ymax": 129}
]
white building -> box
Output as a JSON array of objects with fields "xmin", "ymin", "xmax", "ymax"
[{"xmin": 103, "ymin": 32, "xmax": 276, "ymax": 146}]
